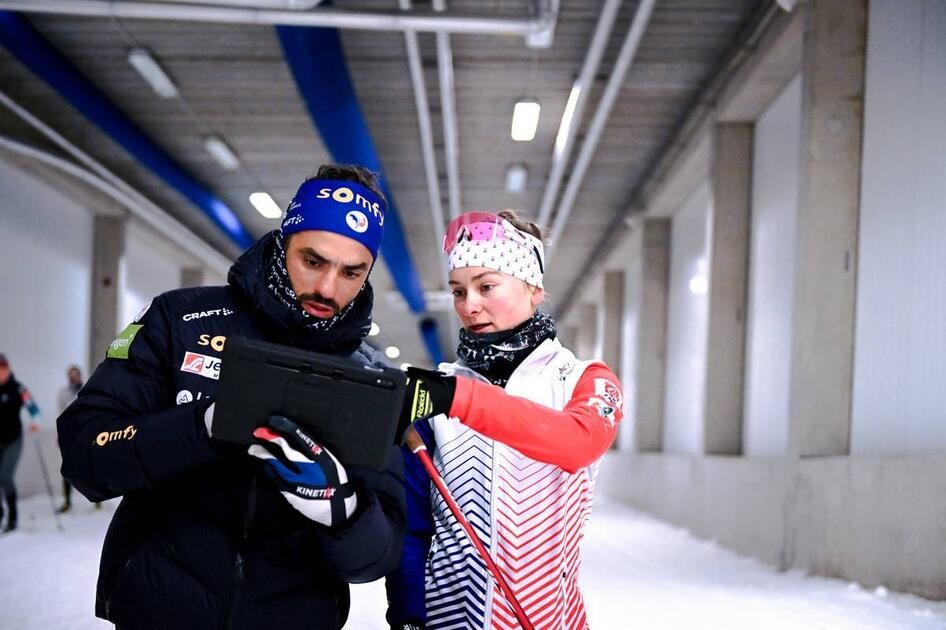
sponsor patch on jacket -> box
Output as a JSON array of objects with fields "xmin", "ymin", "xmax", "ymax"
[
  {"xmin": 95, "ymin": 425, "xmax": 137, "ymax": 446},
  {"xmin": 180, "ymin": 352, "xmax": 221, "ymax": 381},
  {"xmin": 594, "ymin": 378, "xmax": 622, "ymax": 410},
  {"xmin": 182, "ymin": 308, "xmax": 233, "ymax": 322},
  {"xmin": 587, "ymin": 397, "xmax": 617, "ymax": 425},
  {"xmin": 107, "ymin": 324, "xmax": 143, "ymax": 360}
]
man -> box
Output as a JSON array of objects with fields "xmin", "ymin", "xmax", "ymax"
[
  {"xmin": 0, "ymin": 353, "xmax": 38, "ymax": 533},
  {"xmin": 58, "ymin": 165, "xmax": 405, "ymax": 630},
  {"xmin": 56, "ymin": 364, "xmax": 83, "ymax": 513}
]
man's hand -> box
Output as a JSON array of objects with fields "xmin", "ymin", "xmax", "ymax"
[
  {"xmin": 398, "ymin": 367, "xmax": 456, "ymax": 437},
  {"xmin": 249, "ymin": 415, "xmax": 357, "ymax": 528}
]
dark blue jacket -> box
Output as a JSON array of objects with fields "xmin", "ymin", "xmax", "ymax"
[{"xmin": 58, "ymin": 231, "xmax": 405, "ymax": 630}]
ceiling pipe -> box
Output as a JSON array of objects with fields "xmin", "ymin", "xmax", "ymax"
[
  {"xmin": 431, "ymin": 0, "xmax": 461, "ymax": 221},
  {"xmin": 545, "ymin": 0, "xmax": 657, "ymax": 262},
  {"xmin": 555, "ymin": 1, "xmax": 783, "ymax": 320},
  {"xmin": 0, "ymin": 0, "xmax": 557, "ymax": 46},
  {"xmin": 535, "ymin": 0, "xmax": 622, "ymax": 227},
  {"xmin": 0, "ymin": 11, "xmax": 255, "ymax": 249},
  {"xmin": 399, "ymin": 0, "xmax": 449, "ymax": 289},
  {"xmin": 0, "ymin": 100, "xmax": 232, "ymax": 275}
]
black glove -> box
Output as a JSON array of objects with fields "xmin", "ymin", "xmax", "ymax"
[
  {"xmin": 397, "ymin": 367, "xmax": 456, "ymax": 438},
  {"xmin": 248, "ymin": 416, "xmax": 357, "ymax": 528},
  {"xmin": 391, "ymin": 621, "xmax": 426, "ymax": 630}
]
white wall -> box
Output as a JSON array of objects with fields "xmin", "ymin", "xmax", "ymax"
[
  {"xmin": 742, "ymin": 75, "xmax": 801, "ymax": 457},
  {"xmin": 0, "ymin": 160, "xmax": 93, "ymax": 422},
  {"xmin": 851, "ymin": 0, "xmax": 946, "ymax": 454},
  {"xmin": 120, "ymin": 221, "xmax": 190, "ymax": 329},
  {"xmin": 662, "ymin": 182, "xmax": 711, "ymax": 454}
]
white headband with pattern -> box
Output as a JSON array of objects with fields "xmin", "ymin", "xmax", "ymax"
[{"xmin": 446, "ymin": 219, "xmax": 544, "ymax": 288}]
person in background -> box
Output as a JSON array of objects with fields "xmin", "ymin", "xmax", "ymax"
[
  {"xmin": 58, "ymin": 164, "xmax": 405, "ymax": 630},
  {"xmin": 386, "ymin": 210, "xmax": 623, "ymax": 630},
  {"xmin": 56, "ymin": 364, "xmax": 83, "ymax": 513},
  {"xmin": 0, "ymin": 353, "xmax": 40, "ymax": 533}
]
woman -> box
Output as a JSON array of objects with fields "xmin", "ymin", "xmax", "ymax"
[{"xmin": 386, "ymin": 211, "xmax": 623, "ymax": 630}]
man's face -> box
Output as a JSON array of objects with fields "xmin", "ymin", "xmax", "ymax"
[
  {"xmin": 0, "ymin": 365, "xmax": 9, "ymax": 385},
  {"xmin": 68, "ymin": 368, "xmax": 82, "ymax": 385},
  {"xmin": 285, "ymin": 230, "xmax": 373, "ymax": 319}
]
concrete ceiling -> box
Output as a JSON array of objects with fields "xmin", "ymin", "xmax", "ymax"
[{"xmin": 0, "ymin": 0, "xmax": 766, "ymax": 367}]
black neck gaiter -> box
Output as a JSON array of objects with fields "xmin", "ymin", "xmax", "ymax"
[{"xmin": 456, "ymin": 311, "xmax": 557, "ymax": 387}]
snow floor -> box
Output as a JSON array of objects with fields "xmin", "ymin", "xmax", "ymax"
[{"xmin": 1, "ymin": 494, "xmax": 944, "ymax": 629}]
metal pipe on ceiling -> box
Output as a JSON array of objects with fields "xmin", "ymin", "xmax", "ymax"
[
  {"xmin": 545, "ymin": 0, "xmax": 657, "ymax": 262},
  {"xmin": 399, "ymin": 0, "xmax": 449, "ymax": 290},
  {"xmin": 432, "ymin": 0, "xmax": 461, "ymax": 221},
  {"xmin": 554, "ymin": 1, "xmax": 784, "ymax": 320},
  {"xmin": 535, "ymin": 0, "xmax": 622, "ymax": 227},
  {"xmin": 0, "ymin": 94, "xmax": 232, "ymax": 275},
  {"xmin": 0, "ymin": 0, "xmax": 557, "ymax": 45}
]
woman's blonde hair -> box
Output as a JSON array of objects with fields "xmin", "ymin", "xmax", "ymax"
[{"xmin": 498, "ymin": 210, "xmax": 546, "ymax": 244}]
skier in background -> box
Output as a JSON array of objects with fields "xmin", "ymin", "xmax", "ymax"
[
  {"xmin": 56, "ymin": 364, "xmax": 83, "ymax": 513},
  {"xmin": 0, "ymin": 353, "xmax": 40, "ymax": 532}
]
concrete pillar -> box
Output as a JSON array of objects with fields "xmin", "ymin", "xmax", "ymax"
[
  {"xmin": 601, "ymin": 270, "xmax": 625, "ymax": 379},
  {"xmin": 602, "ymin": 270, "xmax": 625, "ymax": 450},
  {"xmin": 632, "ymin": 219, "xmax": 670, "ymax": 452},
  {"xmin": 574, "ymin": 303, "xmax": 599, "ymax": 361},
  {"xmin": 788, "ymin": 0, "xmax": 866, "ymax": 457},
  {"xmin": 180, "ymin": 266, "xmax": 206, "ymax": 288},
  {"xmin": 703, "ymin": 123, "xmax": 752, "ymax": 455},
  {"xmin": 89, "ymin": 215, "xmax": 127, "ymax": 372}
]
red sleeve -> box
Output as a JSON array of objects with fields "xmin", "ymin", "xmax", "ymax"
[{"xmin": 447, "ymin": 363, "xmax": 623, "ymax": 473}]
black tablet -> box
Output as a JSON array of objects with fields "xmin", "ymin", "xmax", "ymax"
[{"xmin": 212, "ymin": 336, "xmax": 405, "ymax": 470}]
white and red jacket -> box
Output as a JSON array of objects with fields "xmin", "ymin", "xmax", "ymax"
[{"xmin": 386, "ymin": 337, "xmax": 623, "ymax": 630}]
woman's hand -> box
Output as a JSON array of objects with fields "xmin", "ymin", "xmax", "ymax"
[{"xmin": 399, "ymin": 368, "xmax": 456, "ymax": 434}]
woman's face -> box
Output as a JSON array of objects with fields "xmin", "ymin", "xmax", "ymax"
[{"xmin": 449, "ymin": 267, "xmax": 544, "ymax": 334}]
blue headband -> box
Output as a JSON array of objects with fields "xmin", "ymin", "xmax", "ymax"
[{"xmin": 280, "ymin": 179, "xmax": 386, "ymax": 260}]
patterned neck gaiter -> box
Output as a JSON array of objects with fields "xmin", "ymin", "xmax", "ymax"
[
  {"xmin": 457, "ymin": 311, "xmax": 557, "ymax": 387},
  {"xmin": 266, "ymin": 231, "xmax": 361, "ymax": 332}
]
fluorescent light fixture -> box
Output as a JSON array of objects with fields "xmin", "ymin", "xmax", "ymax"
[
  {"xmin": 384, "ymin": 346, "xmax": 401, "ymax": 360},
  {"xmin": 554, "ymin": 82, "xmax": 581, "ymax": 158},
  {"xmin": 249, "ymin": 192, "xmax": 282, "ymax": 219},
  {"xmin": 369, "ymin": 322, "xmax": 381, "ymax": 337},
  {"xmin": 505, "ymin": 163, "xmax": 528, "ymax": 193},
  {"xmin": 688, "ymin": 275, "xmax": 708, "ymax": 295},
  {"xmin": 511, "ymin": 100, "xmax": 541, "ymax": 142},
  {"xmin": 204, "ymin": 135, "xmax": 240, "ymax": 171},
  {"xmin": 127, "ymin": 48, "xmax": 179, "ymax": 99}
]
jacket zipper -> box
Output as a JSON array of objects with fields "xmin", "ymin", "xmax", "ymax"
[{"xmin": 223, "ymin": 471, "xmax": 258, "ymax": 630}]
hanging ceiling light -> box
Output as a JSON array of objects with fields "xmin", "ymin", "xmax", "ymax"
[
  {"xmin": 127, "ymin": 48, "xmax": 179, "ymax": 99},
  {"xmin": 505, "ymin": 163, "xmax": 528, "ymax": 193},
  {"xmin": 249, "ymin": 192, "xmax": 282, "ymax": 219},
  {"xmin": 204, "ymin": 135, "xmax": 240, "ymax": 171},
  {"xmin": 511, "ymin": 100, "xmax": 540, "ymax": 141}
]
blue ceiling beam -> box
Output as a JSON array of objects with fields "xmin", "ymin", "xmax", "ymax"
[
  {"xmin": 277, "ymin": 23, "xmax": 444, "ymax": 363},
  {"xmin": 0, "ymin": 11, "xmax": 254, "ymax": 250}
]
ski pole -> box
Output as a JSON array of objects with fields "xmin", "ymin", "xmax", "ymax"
[
  {"xmin": 405, "ymin": 427, "xmax": 535, "ymax": 630},
  {"xmin": 29, "ymin": 426, "xmax": 64, "ymax": 532}
]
